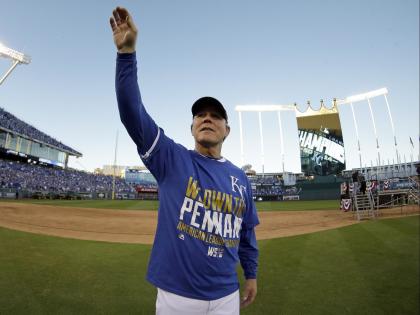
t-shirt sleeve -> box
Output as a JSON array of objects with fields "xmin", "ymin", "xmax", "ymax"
[
  {"xmin": 115, "ymin": 52, "xmax": 173, "ymax": 182},
  {"xmin": 241, "ymin": 176, "xmax": 260, "ymax": 229},
  {"xmin": 239, "ymin": 176, "xmax": 259, "ymax": 279}
]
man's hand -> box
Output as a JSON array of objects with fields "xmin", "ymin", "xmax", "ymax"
[
  {"xmin": 241, "ymin": 278, "xmax": 257, "ymax": 309},
  {"xmin": 109, "ymin": 7, "xmax": 137, "ymax": 53}
]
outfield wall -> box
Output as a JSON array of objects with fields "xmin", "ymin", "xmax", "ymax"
[
  {"xmin": 0, "ymin": 188, "xmax": 141, "ymax": 200},
  {"xmin": 296, "ymin": 182, "xmax": 342, "ymax": 200}
]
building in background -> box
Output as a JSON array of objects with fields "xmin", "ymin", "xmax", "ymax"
[
  {"xmin": 123, "ymin": 168, "xmax": 157, "ymax": 185},
  {"xmin": 101, "ymin": 165, "xmax": 128, "ymax": 177}
]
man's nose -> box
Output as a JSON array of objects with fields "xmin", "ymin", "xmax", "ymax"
[{"xmin": 202, "ymin": 113, "xmax": 213, "ymax": 121}]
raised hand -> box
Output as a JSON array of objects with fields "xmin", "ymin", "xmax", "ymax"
[{"xmin": 110, "ymin": 7, "xmax": 138, "ymax": 53}]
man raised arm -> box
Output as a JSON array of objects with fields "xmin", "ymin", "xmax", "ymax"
[{"xmin": 110, "ymin": 7, "xmax": 259, "ymax": 314}]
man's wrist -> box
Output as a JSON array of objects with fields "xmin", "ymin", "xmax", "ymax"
[
  {"xmin": 118, "ymin": 47, "xmax": 136, "ymax": 54},
  {"xmin": 117, "ymin": 51, "xmax": 136, "ymax": 61}
]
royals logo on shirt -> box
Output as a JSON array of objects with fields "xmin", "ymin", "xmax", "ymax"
[{"xmin": 230, "ymin": 175, "xmax": 246, "ymax": 199}]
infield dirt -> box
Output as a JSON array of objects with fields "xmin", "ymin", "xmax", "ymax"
[{"xmin": 0, "ymin": 202, "xmax": 418, "ymax": 244}]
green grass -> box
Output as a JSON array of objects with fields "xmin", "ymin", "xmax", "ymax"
[
  {"xmin": 243, "ymin": 215, "xmax": 420, "ymax": 315},
  {"xmin": 0, "ymin": 216, "xmax": 418, "ymax": 314},
  {"xmin": 0, "ymin": 228, "xmax": 155, "ymax": 314},
  {"xmin": 0, "ymin": 198, "xmax": 340, "ymax": 211}
]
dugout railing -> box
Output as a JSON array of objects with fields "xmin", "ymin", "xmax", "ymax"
[{"xmin": 343, "ymin": 176, "xmax": 420, "ymax": 220}]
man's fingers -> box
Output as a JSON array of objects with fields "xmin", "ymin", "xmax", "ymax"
[
  {"xmin": 240, "ymin": 297, "xmax": 254, "ymax": 308},
  {"xmin": 116, "ymin": 7, "xmax": 129, "ymax": 15},
  {"xmin": 116, "ymin": 7, "xmax": 136, "ymax": 31},
  {"xmin": 240, "ymin": 296, "xmax": 251, "ymax": 308},
  {"xmin": 109, "ymin": 17, "xmax": 117, "ymax": 32},
  {"xmin": 240, "ymin": 290, "xmax": 250, "ymax": 308},
  {"xmin": 125, "ymin": 14, "xmax": 135, "ymax": 30},
  {"xmin": 112, "ymin": 9, "xmax": 122, "ymax": 25},
  {"xmin": 116, "ymin": 7, "xmax": 129, "ymax": 22},
  {"xmin": 240, "ymin": 289, "xmax": 256, "ymax": 308}
]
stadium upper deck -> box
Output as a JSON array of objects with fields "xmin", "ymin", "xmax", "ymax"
[{"xmin": 0, "ymin": 107, "xmax": 81, "ymax": 167}]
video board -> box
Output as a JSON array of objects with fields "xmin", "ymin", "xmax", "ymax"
[{"xmin": 296, "ymin": 103, "xmax": 345, "ymax": 176}]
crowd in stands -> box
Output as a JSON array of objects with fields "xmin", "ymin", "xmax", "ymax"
[
  {"xmin": 254, "ymin": 185, "xmax": 283, "ymax": 196},
  {"xmin": 0, "ymin": 158, "xmax": 135, "ymax": 193},
  {"xmin": 248, "ymin": 175, "xmax": 282, "ymax": 186},
  {"xmin": 248, "ymin": 174, "xmax": 285, "ymax": 197},
  {"xmin": 0, "ymin": 107, "xmax": 81, "ymax": 155}
]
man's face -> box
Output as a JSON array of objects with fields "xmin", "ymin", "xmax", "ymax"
[{"xmin": 191, "ymin": 106, "xmax": 230, "ymax": 148}]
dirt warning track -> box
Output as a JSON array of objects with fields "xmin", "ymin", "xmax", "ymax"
[{"xmin": 0, "ymin": 202, "xmax": 418, "ymax": 244}]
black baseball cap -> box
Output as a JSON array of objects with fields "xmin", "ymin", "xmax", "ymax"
[{"xmin": 191, "ymin": 97, "xmax": 228, "ymax": 122}]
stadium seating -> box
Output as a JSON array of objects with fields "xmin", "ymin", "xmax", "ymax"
[
  {"xmin": 0, "ymin": 158, "xmax": 134, "ymax": 193},
  {"xmin": 0, "ymin": 107, "xmax": 80, "ymax": 155},
  {"xmin": 248, "ymin": 174, "xmax": 284, "ymax": 199}
]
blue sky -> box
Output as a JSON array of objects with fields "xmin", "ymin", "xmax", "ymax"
[{"xmin": 0, "ymin": 0, "xmax": 418, "ymax": 173}]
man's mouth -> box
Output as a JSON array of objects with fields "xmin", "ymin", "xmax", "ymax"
[{"xmin": 200, "ymin": 127, "xmax": 214, "ymax": 132}]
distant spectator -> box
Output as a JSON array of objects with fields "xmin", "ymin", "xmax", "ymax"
[
  {"xmin": 352, "ymin": 171, "xmax": 359, "ymax": 183},
  {"xmin": 359, "ymin": 175, "xmax": 366, "ymax": 194}
]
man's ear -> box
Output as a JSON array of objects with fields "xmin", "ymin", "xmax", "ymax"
[
  {"xmin": 223, "ymin": 124, "xmax": 231, "ymax": 141},
  {"xmin": 190, "ymin": 124, "xmax": 193, "ymax": 135}
]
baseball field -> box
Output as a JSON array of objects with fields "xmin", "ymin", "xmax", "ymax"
[{"xmin": 0, "ymin": 199, "xmax": 418, "ymax": 314}]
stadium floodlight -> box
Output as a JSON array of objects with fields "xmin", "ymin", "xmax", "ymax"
[
  {"xmin": 235, "ymin": 104, "xmax": 295, "ymax": 174},
  {"xmin": 0, "ymin": 42, "xmax": 31, "ymax": 85},
  {"xmin": 335, "ymin": 87, "xmax": 399, "ymax": 170},
  {"xmin": 0, "ymin": 43, "xmax": 31, "ymax": 64},
  {"xmin": 335, "ymin": 88, "xmax": 388, "ymax": 105}
]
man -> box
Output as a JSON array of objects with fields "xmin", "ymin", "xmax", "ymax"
[
  {"xmin": 110, "ymin": 7, "xmax": 259, "ymax": 314},
  {"xmin": 359, "ymin": 174, "xmax": 367, "ymax": 195}
]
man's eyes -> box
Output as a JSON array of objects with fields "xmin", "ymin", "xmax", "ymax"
[{"xmin": 196, "ymin": 112, "xmax": 222, "ymax": 120}]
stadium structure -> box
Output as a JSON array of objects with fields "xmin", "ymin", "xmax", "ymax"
[
  {"xmin": 235, "ymin": 88, "xmax": 419, "ymax": 215},
  {"xmin": 0, "ymin": 43, "xmax": 418, "ymax": 208},
  {"xmin": 0, "ymin": 105, "xmax": 143, "ymax": 199},
  {"xmin": 0, "ymin": 43, "xmax": 138, "ymax": 200},
  {"xmin": 1, "ymin": 86, "xmax": 419, "ymax": 205},
  {"xmin": 0, "ymin": 42, "xmax": 31, "ymax": 85},
  {"xmin": 123, "ymin": 168, "xmax": 158, "ymax": 200},
  {"xmin": 0, "ymin": 107, "xmax": 82, "ymax": 167}
]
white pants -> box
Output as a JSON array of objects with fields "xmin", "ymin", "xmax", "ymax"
[{"xmin": 156, "ymin": 288, "xmax": 240, "ymax": 315}]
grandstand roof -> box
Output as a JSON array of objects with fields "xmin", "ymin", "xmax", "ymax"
[{"xmin": 0, "ymin": 107, "xmax": 81, "ymax": 156}]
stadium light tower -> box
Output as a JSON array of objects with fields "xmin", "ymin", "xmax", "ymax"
[
  {"xmin": 0, "ymin": 42, "xmax": 31, "ymax": 85},
  {"xmin": 235, "ymin": 104, "xmax": 295, "ymax": 174},
  {"xmin": 336, "ymin": 87, "xmax": 399, "ymax": 169}
]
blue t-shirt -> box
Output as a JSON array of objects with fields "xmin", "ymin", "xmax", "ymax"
[{"xmin": 116, "ymin": 52, "xmax": 259, "ymax": 301}]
